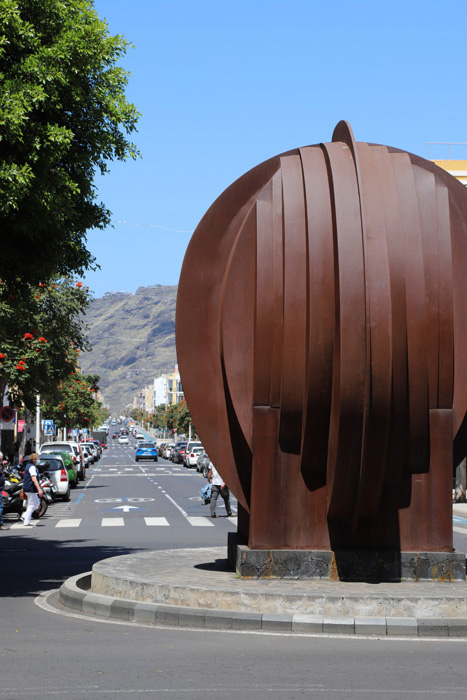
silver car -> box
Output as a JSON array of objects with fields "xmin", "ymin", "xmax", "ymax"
[{"xmin": 37, "ymin": 456, "xmax": 70, "ymax": 501}]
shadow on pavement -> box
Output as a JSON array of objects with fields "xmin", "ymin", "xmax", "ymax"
[{"xmin": 0, "ymin": 534, "xmax": 144, "ymax": 599}]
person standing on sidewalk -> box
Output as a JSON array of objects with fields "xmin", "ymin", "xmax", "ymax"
[
  {"xmin": 0, "ymin": 452, "xmax": 10, "ymax": 530},
  {"xmin": 207, "ymin": 461, "xmax": 235, "ymax": 518},
  {"xmin": 22, "ymin": 452, "xmax": 43, "ymax": 527}
]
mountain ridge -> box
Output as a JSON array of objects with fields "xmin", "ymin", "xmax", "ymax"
[{"xmin": 79, "ymin": 285, "xmax": 178, "ymax": 413}]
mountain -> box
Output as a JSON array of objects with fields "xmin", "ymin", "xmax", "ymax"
[{"xmin": 79, "ymin": 285, "xmax": 177, "ymax": 414}]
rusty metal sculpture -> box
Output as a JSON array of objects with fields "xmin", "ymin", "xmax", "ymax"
[{"xmin": 176, "ymin": 122, "xmax": 467, "ymax": 576}]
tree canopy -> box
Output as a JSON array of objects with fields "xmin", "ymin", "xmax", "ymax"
[
  {"xmin": 0, "ymin": 0, "xmax": 140, "ymax": 284},
  {"xmin": 0, "ymin": 276, "xmax": 92, "ymax": 409}
]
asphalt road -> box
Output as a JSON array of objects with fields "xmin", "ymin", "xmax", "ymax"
[{"xmin": 1, "ymin": 436, "xmax": 467, "ymax": 700}]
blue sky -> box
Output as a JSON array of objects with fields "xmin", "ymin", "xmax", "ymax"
[{"xmin": 84, "ymin": 0, "xmax": 467, "ymax": 298}]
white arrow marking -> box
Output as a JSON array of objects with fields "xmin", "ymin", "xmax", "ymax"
[{"xmin": 113, "ymin": 505, "xmax": 139, "ymax": 512}]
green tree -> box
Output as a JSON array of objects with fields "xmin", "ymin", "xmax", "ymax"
[
  {"xmin": 0, "ymin": 0, "xmax": 140, "ymax": 285},
  {"xmin": 44, "ymin": 371, "xmax": 103, "ymax": 430},
  {"xmin": 174, "ymin": 399, "xmax": 193, "ymax": 435},
  {"xmin": 0, "ymin": 276, "xmax": 91, "ymax": 409}
]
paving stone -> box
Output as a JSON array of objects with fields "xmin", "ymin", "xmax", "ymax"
[
  {"xmin": 292, "ymin": 614, "xmax": 324, "ymax": 633},
  {"xmin": 354, "ymin": 617, "xmax": 387, "ymax": 636},
  {"xmin": 261, "ymin": 613, "xmax": 293, "ymax": 631},
  {"xmin": 82, "ymin": 592, "xmax": 112, "ymax": 618},
  {"xmin": 323, "ymin": 616, "xmax": 355, "ymax": 634},
  {"xmin": 177, "ymin": 606, "xmax": 206, "ymax": 628},
  {"xmin": 154, "ymin": 604, "xmax": 179, "ymax": 626},
  {"xmin": 204, "ymin": 610, "xmax": 233, "ymax": 629},
  {"xmin": 110, "ymin": 599, "xmax": 136, "ymax": 621},
  {"xmin": 447, "ymin": 619, "xmax": 467, "ymax": 637},
  {"xmin": 418, "ymin": 618, "xmax": 449, "ymax": 637},
  {"xmin": 133, "ymin": 602, "xmax": 157, "ymax": 625},
  {"xmin": 386, "ymin": 617, "xmax": 418, "ymax": 637},
  {"xmin": 231, "ymin": 611, "xmax": 263, "ymax": 630}
]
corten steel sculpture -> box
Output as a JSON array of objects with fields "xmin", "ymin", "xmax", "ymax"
[{"xmin": 176, "ymin": 122, "xmax": 467, "ymax": 569}]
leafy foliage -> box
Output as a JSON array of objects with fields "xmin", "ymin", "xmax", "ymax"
[
  {"xmin": 43, "ymin": 371, "xmax": 103, "ymax": 429},
  {"xmin": 0, "ymin": 276, "xmax": 91, "ymax": 409},
  {"xmin": 0, "ymin": 0, "xmax": 140, "ymax": 284}
]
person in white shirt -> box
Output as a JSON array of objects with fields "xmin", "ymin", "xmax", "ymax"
[
  {"xmin": 22, "ymin": 453, "xmax": 43, "ymax": 526},
  {"xmin": 207, "ymin": 462, "xmax": 235, "ymax": 518}
]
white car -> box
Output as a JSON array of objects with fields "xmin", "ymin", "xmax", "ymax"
[
  {"xmin": 118, "ymin": 435, "xmax": 129, "ymax": 445},
  {"xmin": 37, "ymin": 455, "xmax": 70, "ymax": 501},
  {"xmin": 185, "ymin": 446, "xmax": 205, "ymax": 468}
]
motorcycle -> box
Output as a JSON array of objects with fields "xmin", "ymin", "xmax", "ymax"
[{"xmin": 1, "ymin": 476, "xmax": 49, "ymax": 520}]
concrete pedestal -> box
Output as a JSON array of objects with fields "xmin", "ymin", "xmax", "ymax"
[{"xmin": 228, "ymin": 533, "xmax": 466, "ymax": 582}]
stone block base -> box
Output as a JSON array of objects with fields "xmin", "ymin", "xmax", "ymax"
[{"xmin": 227, "ymin": 533, "xmax": 466, "ymax": 582}]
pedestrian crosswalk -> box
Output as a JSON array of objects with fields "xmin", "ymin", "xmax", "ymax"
[{"xmin": 7, "ymin": 515, "xmax": 237, "ymax": 530}]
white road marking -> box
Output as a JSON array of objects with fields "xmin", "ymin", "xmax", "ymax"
[
  {"xmin": 10, "ymin": 522, "xmax": 36, "ymax": 529},
  {"xmin": 164, "ymin": 492, "xmax": 188, "ymax": 516},
  {"xmin": 144, "ymin": 517, "xmax": 169, "ymax": 526},
  {"xmin": 453, "ymin": 526, "xmax": 467, "ymax": 534},
  {"xmin": 101, "ymin": 518, "xmax": 125, "ymax": 527},
  {"xmin": 186, "ymin": 517, "xmax": 215, "ymax": 527},
  {"xmin": 55, "ymin": 519, "xmax": 82, "ymax": 528}
]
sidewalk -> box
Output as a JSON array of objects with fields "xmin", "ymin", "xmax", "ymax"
[{"xmin": 58, "ymin": 546, "xmax": 467, "ymax": 638}]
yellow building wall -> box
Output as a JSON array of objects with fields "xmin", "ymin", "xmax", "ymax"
[{"xmin": 433, "ymin": 159, "xmax": 467, "ymax": 186}]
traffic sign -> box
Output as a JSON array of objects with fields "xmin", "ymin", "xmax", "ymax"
[{"xmin": 42, "ymin": 419, "xmax": 55, "ymax": 436}]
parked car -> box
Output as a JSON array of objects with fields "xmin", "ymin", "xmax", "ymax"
[
  {"xmin": 185, "ymin": 440, "xmax": 202, "ymax": 458},
  {"xmin": 158, "ymin": 442, "xmax": 167, "ymax": 457},
  {"xmin": 174, "ymin": 446, "xmax": 187, "ymax": 464},
  {"xmin": 83, "ymin": 439, "xmax": 102, "ymax": 457},
  {"xmin": 80, "ymin": 444, "xmax": 92, "ymax": 467},
  {"xmin": 185, "ymin": 446, "xmax": 205, "ymax": 468},
  {"xmin": 82, "ymin": 442, "xmax": 98, "ymax": 463},
  {"xmin": 196, "ymin": 452, "xmax": 211, "ymax": 478},
  {"xmin": 37, "ymin": 456, "xmax": 70, "ymax": 501},
  {"xmin": 118, "ymin": 435, "xmax": 129, "ymax": 445},
  {"xmin": 163, "ymin": 443, "xmax": 175, "ymax": 459},
  {"xmin": 39, "ymin": 441, "xmax": 85, "ymax": 480},
  {"xmin": 135, "ymin": 442, "xmax": 158, "ymax": 462},
  {"xmin": 171, "ymin": 442, "xmax": 187, "ymax": 463},
  {"xmin": 42, "ymin": 450, "xmax": 78, "ymax": 487}
]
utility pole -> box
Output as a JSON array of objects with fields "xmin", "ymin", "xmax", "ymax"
[{"xmin": 35, "ymin": 394, "xmax": 41, "ymax": 451}]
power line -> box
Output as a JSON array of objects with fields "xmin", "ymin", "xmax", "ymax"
[{"xmin": 113, "ymin": 220, "xmax": 193, "ymax": 234}]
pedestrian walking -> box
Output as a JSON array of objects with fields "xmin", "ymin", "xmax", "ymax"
[
  {"xmin": 24, "ymin": 440, "xmax": 32, "ymax": 456},
  {"xmin": 0, "ymin": 452, "xmax": 10, "ymax": 530},
  {"xmin": 207, "ymin": 461, "xmax": 235, "ymax": 518},
  {"xmin": 22, "ymin": 452, "xmax": 43, "ymax": 527}
]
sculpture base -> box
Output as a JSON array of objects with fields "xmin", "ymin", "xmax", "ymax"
[{"xmin": 228, "ymin": 534, "xmax": 466, "ymax": 582}]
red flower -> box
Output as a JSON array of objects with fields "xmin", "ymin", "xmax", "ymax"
[
  {"xmin": 35, "ymin": 295, "xmax": 39, "ymax": 299},
  {"xmin": 24, "ymin": 333, "xmax": 33, "ymax": 340},
  {"xmin": 0, "ymin": 353, "xmax": 5, "ymax": 359},
  {"xmin": 76, "ymin": 281, "xmax": 83, "ymax": 288},
  {"xmin": 38, "ymin": 283, "xmax": 45, "ymax": 287},
  {"xmin": 32, "ymin": 330, "xmax": 37, "ymax": 335},
  {"xmin": 38, "ymin": 337, "xmax": 47, "ymax": 343},
  {"xmin": 9, "ymin": 295, "xmax": 15, "ymax": 300}
]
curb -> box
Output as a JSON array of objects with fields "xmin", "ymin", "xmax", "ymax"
[{"xmin": 59, "ymin": 572, "xmax": 467, "ymax": 638}]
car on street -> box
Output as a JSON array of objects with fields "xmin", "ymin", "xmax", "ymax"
[
  {"xmin": 185, "ymin": 445, "xmax": 205, "ymax": 468},
  {"xmin": 171, "ymin": 442, "xmax": 187, "ymax": 463},
  {"xmin": 118, "ymin": 435, "xmax": 129, "ymax": 445},
  {"xmin": 196, "ymin": 452, "xmax": 211, "ymax": 478},
  {"xmin": 37, "ymin": 456, "xmax": 71, "ymax": 501},
  {"xmin": 41, "ymin": 450, "xmax": 79, "ymax": 487},
  {"xmin": 163, "ymin": 443, "xmax": 175, "ymax": 459},
  {"xmin": 39, "ymin": 441, "xmax": 85, "ymax": 480},
  {"xmin": 135, "ymin": 442, "xmax": 158, "ymax": 462}
]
